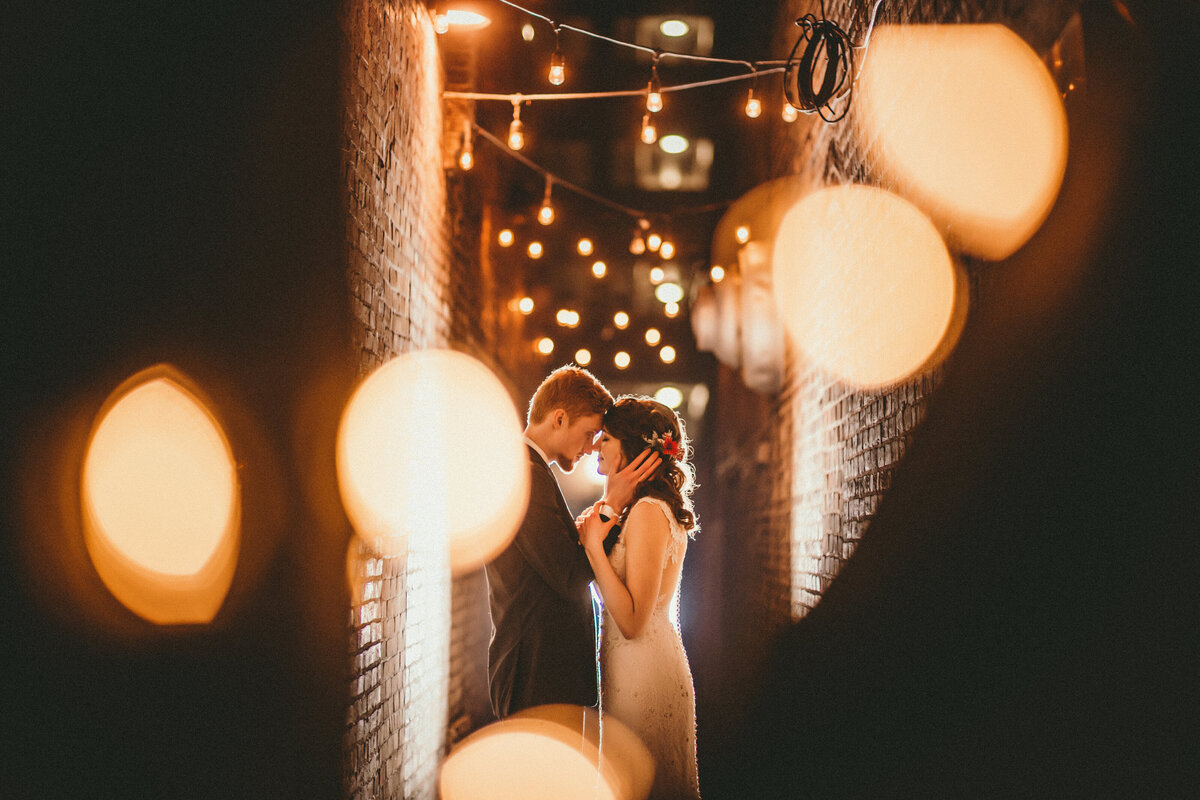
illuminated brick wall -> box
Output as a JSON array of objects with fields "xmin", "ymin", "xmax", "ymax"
[
  {"xmin": 697, "ymin": 0, "xmax": 1077, "ymax": 770},
  {"xmin": 340, "ymin": 1, "xmax": 455, "ymax": 797}
]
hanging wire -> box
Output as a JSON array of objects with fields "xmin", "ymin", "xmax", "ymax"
[
  {"xmin": 444, "ymin": 67, "xmax": 786, "ymax": 103},
  {"xmin": 470, "ymin": 122, "xmax": 730, "ymax": 221},
  {"xmin": 494, "ymin": 0, "xmax": 757, "ymax": 72}
]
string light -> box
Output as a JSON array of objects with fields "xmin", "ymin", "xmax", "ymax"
[
  {"xmin": 548, "ymin": 26, "xmax": 565, "ymax": 85},
  {"xmin": 507, "ymin": 99, "xmax": 525, "ymax": 150},
  {"xmin": 577, "ymin": 238, "xmax": 593, "ymax": 256},
  {"xmin": 591, "ymin": 260, "xmax": 607, "ymax": 278},
  {"xmin": 649, "ymin": 266, "xmax": 665, "ymax": 284},
  {"xmin": 659, "ymin": 345, "xmax": 677, "ymax": 363},
  {"xmin": 744, "ymin": 86, "xmax": 762, "ymax": 118},
  {"xmin": 647, "ymin": 232, "xmax": 662, "ymax": 252},
  {"xmin": 644, "ymin": 328, "xmax": 661, "ymax": 346},
  {"xmin": 659, "ymin": 241, "xmax": 675, "ymax": 260},
  {"xmin": 575, "ymin": 348, "xmax": 592, "ymax": 366},
  {"xmin": 640, "ymin": 112, "xmax": 657, "ymax": 145},
  {"xmin": 782, "ymin": 101, "xmax": 799, "ymax": 122},
  {"xmin": 458, "ymin": 127, "xmax": 474, "ymax": 170},
  {"xmin": 527, "ymin": 241, "xmax": 543, "ymax": 259},
  {"xmin": 555, "ymin": 308, "xmax": 580, "ymax": 327},
  {"xmin": 613, "ymin": 311, "xmax": 630, "ymax": 329},
  {"xmin": 735, "ymin": 225, "xmax": 751, "ymax": 244},
  {"xmin": 614, "ymin": 351, "xmax": 631, "ymax": 369},
  {"xmin": 664, "ymin": 301, "xmax": 681, "ymax": 317},
  {"xmin": 517, "ymin": 296, "xmax": 534, "ymax": 314},
  {"xmin": 646, "ymin": 55, "xmax": 663, "ymax": 113},
  {"xmin": 498, "ymin": 228, "xmax": 515, "ymax": 247},
  {"xmin": 433, "ymin": 1, "xmax": 449, "ymax": 34},
  {"xmin": 538, "ymin": 176, "xmax": 555, "ymax": 225},
  {"xmin": 536, "ymin": 337, "xmax": 554, "ymax": 355},
  {"xmin": 630, "ymin": 220, "xmax": 649, "ymax": 254},
  {"xmin": 710, "ymin": 265, "xmax": 726, "ymax": 283},
  {"xmin": 521, "ymin": 22, "xmax": 535, "ymax": 41}
]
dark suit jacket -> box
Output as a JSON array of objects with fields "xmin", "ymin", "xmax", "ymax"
[{"xmin": 485, "ymin": 445, "xmax": 598, "ymax": 718}]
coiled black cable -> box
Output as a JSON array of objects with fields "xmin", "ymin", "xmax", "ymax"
[{"xmin": 783, "ymin": 4, "xmax": 856, "ymax": 123}]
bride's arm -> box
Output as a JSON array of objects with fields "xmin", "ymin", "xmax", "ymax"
[{"xmin": 580, "ymin": 501, "xmax": 671, "ymax": 640}]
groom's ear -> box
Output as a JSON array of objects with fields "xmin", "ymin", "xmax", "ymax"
[{"xmin": 550, "ymin": 408, "xmax": 567, "ymax": 429}]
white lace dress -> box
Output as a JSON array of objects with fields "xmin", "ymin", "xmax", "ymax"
[{"xmin": 599, "ymin": 496, "xmax": 700, "ymax": 799}]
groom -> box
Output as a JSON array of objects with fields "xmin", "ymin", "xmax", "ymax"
[{"xmin": 486, "ymin": 365, "xmax": 658, "ymax": 718}]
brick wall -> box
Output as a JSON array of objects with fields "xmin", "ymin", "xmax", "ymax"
[
  {"xmin": 339, "ymin": 2, "xmax": 455, "ymax": 797},
  {"xmin": 699, "ymin": 0, "xmax": 1078, "ymax": 767}
]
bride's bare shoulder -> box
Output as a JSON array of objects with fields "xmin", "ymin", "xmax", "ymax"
[{"xmin": 627, "ymin": 497, "xmax": 672, "ymax": 531}]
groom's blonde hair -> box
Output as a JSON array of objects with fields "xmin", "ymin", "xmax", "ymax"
[{"xmin": 528, "ymin": 365, "xmax": 613, "ymax": 425}]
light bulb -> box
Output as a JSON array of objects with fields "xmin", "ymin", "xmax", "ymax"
[
  {"xmin": 647, "ymin": 233, "xmax": 662, "ymax": 252},
  {"xmin": 646, "ymin": 63, "xmax": 663, "ymax": 113},
  {"xmin": 458, "ymin": 134, "xmax": 474, "ymax": 170},
  {"xmin": 659, "ymin": 241, "xmax": 675, "ymax": 260},
  {"xmin": 575, "ymin": 348, "xmax": 591, "ymax": 366},
  {"xmin": 527, "ymin": 241, "xmax": 543, "ymax": 259},
  {"xmin": 736, "ymin": 225, "xmax": 751, "ymax": 244},
  {"xmin": 536, "ymin": 337, "xmax": 554, "ymax": 355},
  {"xmin": 745, "ymin": 89, "xmax": 762, "ymax": 119},
  {"xmin": 548, "ymin": 38, "xmax": 565, "ymax": 86},
  {"xmin": 659, "ymin": 345, "xmax": 676, "ymax": 363},
  {"xmin": 782, "ymin": 102, "xmax": 799, "ymax": 122},
  {"xmin": 508, "ymin": 118, "xmax": 525, "ymax": 150},
  {"xmin": 591, "ymin": 260, "xmax": 607, "ymax": 278},
  {"xmin": 434, "ymin": 12, "xmax": 449, "ymax": 34},
  {"xmin": 498, "ymin": 229, "xmax": 515, "ymax": 247},
  {"xmin": 521, "ymin": 23, "xmax": 535, "ymax": 41},
  {"xmin": 710, "ymin": 265, "xmax": 726, "ymax": 283},
  {"xmin": 641, "ymin": 113, "xmax": 657, "ymax": 145},
  {"xmin": 664, "ymin": 301, "xmax": 680, "ymax": 317},
  {"xmin": 645, "ymin": 328, "xmax": 661, "ymax": 346},
  {"xmin": 614, "ymin": 351, "xmax": 631, "ymax": 369},
  {"xmin": 614, "ymin": 311, "xmax": 630, "ymax": 329},
  {"xmin": 508, "ymin": 101, "xmax": 525, "ymax": 150},
  {"xmin": 517, "ymin": 296, "xmax": 534, "ymax": 314},
  {"xmin": 577, "ymin": 238, "xmax": 593, "ymax": 256},
  {"xmin": 538, "ymin": 178, "xmax": 554, "ymax": 225},
  {"xmin": 630, "ymin": 231, "xmax": 646, "ymax": 255},
  {"xmin": 649, "ymin": 266, "xmax": 665, "ymax": 284}
]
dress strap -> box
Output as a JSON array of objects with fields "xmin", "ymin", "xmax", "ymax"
[{"xmin": 633, "ymin": 497, "xmax": 688, "ymax": 565}]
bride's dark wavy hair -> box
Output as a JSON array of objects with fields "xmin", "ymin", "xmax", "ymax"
[{"xmin": 604, "ymin": 396, "xmax": 697, "ymax": 533}]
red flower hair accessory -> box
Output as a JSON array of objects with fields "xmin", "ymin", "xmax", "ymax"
[{"xmin": 644, "ymin": 430, "xmax": 683, "ymax": 460}]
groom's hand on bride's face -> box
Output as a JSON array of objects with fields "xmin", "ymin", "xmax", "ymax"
[{"xmin": 605, "ymin": 448, "xmax": 662, "ymax": 510}]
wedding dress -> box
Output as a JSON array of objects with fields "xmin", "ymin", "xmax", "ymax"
[{"xmin": 599, "ymin": 496, "xmax": 701, "ymax": 799}]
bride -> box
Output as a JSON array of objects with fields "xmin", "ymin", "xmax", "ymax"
[{"xmin": 579, "ymin": 396, "xmax": 701, "ymax": 799}]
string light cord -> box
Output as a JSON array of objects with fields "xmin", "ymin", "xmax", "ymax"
[
  {"xmin": 494, "ymin": 0, "xmax": 757, "ymax": 72},
  {"xmin": 444, "ymin": 66, "xmax": 786, "ymax": 103},
  {"xmin": 471, "ymin": 122, "xmax": 730, "ymax": 221},
  {"xmin": 853, "ymin": 0, "xmax": 888, "ymax": 79}
]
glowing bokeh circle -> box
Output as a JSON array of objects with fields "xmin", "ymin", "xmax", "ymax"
[
  {"xmin": 773, "ymin": 184, "xmax": 958, "ymax": 388},
  {"xmin": 336, "ymin": 350, "xmax": 529, "ymax": 573}
]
